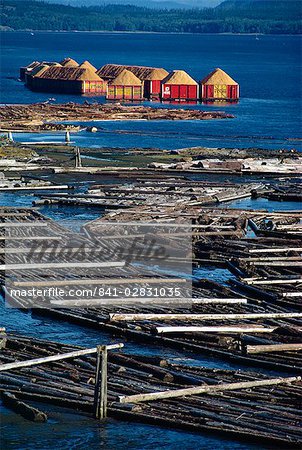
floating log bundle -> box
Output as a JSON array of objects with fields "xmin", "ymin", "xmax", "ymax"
[
  {"xmin": 1, "ymin": 333, "xmax": 301, "ymax": 447},
  {"xmin": 1, "ymin": 205, "xmax": 301, "ymax": 373}
]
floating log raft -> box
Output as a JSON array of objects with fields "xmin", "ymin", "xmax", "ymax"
[
  {"xmin": 1, "ymin": 333, "xmax": 301, "ymax": 447},
  {"xmin": 1, "ymin": 207, "xmax": 301, "ymax": 372}
]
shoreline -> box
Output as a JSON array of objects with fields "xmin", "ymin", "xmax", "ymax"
[
  {"xmin": 1, "ymin": 30, "xmax": 301, "ymax": 37},
  {"xmin": 0, "ymin": 103, "xmax": 234, "ymax": 133}
]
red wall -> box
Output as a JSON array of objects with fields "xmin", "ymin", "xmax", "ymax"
[{"xmin": 162, "ymin": 84, "xmax": 198, "ymax": 100}]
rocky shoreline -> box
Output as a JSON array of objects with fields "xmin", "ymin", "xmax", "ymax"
[{"xmin": 0, "ymin": 103, "xmax": 234, "ymax": 132}]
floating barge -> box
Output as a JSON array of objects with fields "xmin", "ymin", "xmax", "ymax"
[{"xmin": 20, "ymin": 59, "xmax": 239, "ymax": 102}]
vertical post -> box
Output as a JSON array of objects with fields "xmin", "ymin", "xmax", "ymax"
[
  {"xmin": 74, "ymin": 147, "xmax": 82, "ymax": 168},
  {"xmin": 65, "ymin": 131, "xmax": 70, "ymax": 143},
  {"xmin": 8, "ymin": 131, "xmax": 13, "ymax": 142},
  {"xmin": 93, "ymin": 345, "xmax": 102, "ymax": 418},
  {"xmin": 100, "ymin": 345, "xmax": 108, "ymax": 419},
  {"xmin": 93, "ymin": 345, "xmax": 108, "ymax": 419}
]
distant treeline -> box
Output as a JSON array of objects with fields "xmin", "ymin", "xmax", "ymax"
[{"xmin": 1, "ymin": 0, "xmax": 301, "ymax": 34}]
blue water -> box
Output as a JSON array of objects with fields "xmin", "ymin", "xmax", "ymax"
[
  {"xmin": 1, "ymin": 31, "xmax": 301, "ymax": 449},
  {"xmin": 1, "ymin": 32, "xmax": 301, "ymax": 150}
]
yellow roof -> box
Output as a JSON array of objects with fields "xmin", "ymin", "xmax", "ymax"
[
  {"xmin": 148, "ymin": 68, "xmax": 169, "ymax": 81},
  {"xmin": 76, "ymin": 68, "xmax": 103, "ymax": 81},
  {"xmin": 162, "ymin": 70, "xmax": 198, "ymax": 86},
  {"xmin": 201, "ymin": 68, "xmax": 238, "ymax": 86},
  {"xmin": 110, "ymin": 69, "xmax": 142, "ymax": 86},
  {"xmin": 79, "ymin": 60, "xmax": 97, "ymax": 72},
  {"xmin": 60, "ymin": 57, "xmax": 79, "ymax": 67}
]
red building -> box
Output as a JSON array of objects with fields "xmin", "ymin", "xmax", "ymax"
[
  {"xmin": 200, "ymin": 68, "xmax": 239, "ymax": 102},
  {"xmin": 107, "ymin": 69, "xmax": 143, "ymax": 100},
  {"xmin": 143, "ymin": 68, "xmax": 169, "ymax": 99},
  {"xmin": 161, "ymin": 70, "xmax": 199, "ymax": 101},
  {"xmin": 97, "ymin": 64, "xmax": 168, "ymax": 99}
]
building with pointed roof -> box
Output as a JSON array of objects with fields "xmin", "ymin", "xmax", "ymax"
[
  {"xmin": 29, "ymin": 66, "xmax": 106, "ymax": 94},
  {"xmin": 200, "ymin": 68, "xmax": 239, "ymax": 101},
  {"xmin": 79, "ymin": 60, "xmax": 97, "ymax": 72},
  {"xmin": 98, "ymin": 64, "xmax": 168, "ymax": 99},
  {"xmin": 59, "ymin": 57, "xmax": 79, "ymax": 68},
  {"xmin": 107, "ymin": 69, "xmax": 143, "ymax": 100},
  {"xmin": 161, "ymin": 70, "xmax": 199, "ymax": 101}
]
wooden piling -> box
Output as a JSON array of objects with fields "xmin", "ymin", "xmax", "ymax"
[{"xmin": 94, "ymin": 345, "xmax": 108, "ymax": 419}]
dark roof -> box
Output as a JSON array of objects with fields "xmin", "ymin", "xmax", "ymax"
[
  {"xmin": 97, "ymin": 64, "xmax": 168, "ymax": 81},
  {"xmin": 36, "ymin": 66, "xmax": 104, "ymax": 81}
]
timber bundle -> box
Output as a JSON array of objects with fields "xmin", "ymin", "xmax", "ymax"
[
  {"xmin": 36, "ymin": 181, "xmax": 263, "ymax": 210},
  {"xmin": 1, "ymin": 206, "xmax": 301, "ymax": 374},
  {"xmin": 0, "ymin": 103, "xmax": 234, "ymax": 132},
  {"xmin": 20, "ymin": 59, "xmax": 240, "ymax": 102},
  {"xmin": 0, "ymin": 332, "xmax": 301, "ymax": 447}
]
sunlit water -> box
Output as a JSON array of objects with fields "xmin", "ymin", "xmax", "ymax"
[
  {"xmin": 1, "ymin": 32, "xmax": 301, "ymax": 150},
  {"xmin": 0, "ymin": 31, "xmax": 301, "ymax": 449}
]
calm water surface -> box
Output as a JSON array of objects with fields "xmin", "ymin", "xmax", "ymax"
[
  {"xmin": 0, "ymin": 31, "xmax": 301, "ymax": 449},
  {"xmin": 1, "ymin": 32, "xmax": 301, "ymax": 150}
]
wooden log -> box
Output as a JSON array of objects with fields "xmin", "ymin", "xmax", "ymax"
[
  {"xmin": 1, "ymin": 391, "xmax": 47, "ymax": 422},
  {"xmin": 0, "ymin": 343, "xmax": 124, "ymax": 372},
  {"xmin": 109, "ymin": 312, "xmax": 302, "ymax": 322},
  {"xmin": 249, "ymin": 262, "xmax": 302, "ymax": 268},
  {"xmin": 118, "ymin": 376, "xmax": 301, "ymax": 404},
  {"xmin": 0, "ymin": 236, "xmax": 62, "ymax": 242},
  {"xmin": 243, "ymin": 278, "xmax": 302, "ymax": 285},
  {"xmin": 248, "ymin": 248, "xmax": 302, "ymax": 254},
  {"xmin": 241, "ymin": 256, "xmax": 301, "ymax": 262},
  {"xmin": 0, "ymin": 185, "xmax": 70, "ymax": 192},
  {"xmin": 100, "ymin": 346, "xmax": 108, "ymax": 419},
  {"xmin": 0, "ymin": 261, "xmax": 125, "ymax": 271},
  {"xmin": 94, "ymin": 346, "xmax": 102, "ymax": 418},
  {"xmin": 12, "ymin": 277, "xmax": 187, "ymax": 288},
  {"xmin": 0, "ymin": 222, "xmax": 48, "ymax": 228},
  {"xmin": 155, "ymin": 326, "xmax": 276, "ymax": 334},
  {"xmin": 50, "ymin": 298, "xmax": 191, "ymax": 307},
  {"xmin": 282, "ymin": 292, "xmax": 302, "ymax": 298},
  {"xmin": 246, "ymin": 344, "xmax": 302, "ymax": 354},
  {"xmin": 192, "ymin": 299, "xmax": 248, "ymax": 305}
]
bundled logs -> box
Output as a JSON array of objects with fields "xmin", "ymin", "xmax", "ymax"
[{"xmin": 0, "ymin": 333, "xmax": 301, "ymax": 447}]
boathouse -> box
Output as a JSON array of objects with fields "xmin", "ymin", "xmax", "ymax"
[
  {"xmin": 107, "ymin": 69, "xmax": 143, "ymax": 100},
  {"xmin": 200, "ymin": 68, "xmax": 239, "ymax": 101},
  {"xmin": 30, "ymin": 66, "xmax": 106, "ymax": 94},
  {"xmin": 161, "ymin": 70, "xmax": 199, "ymax": 101},
  {"xmin": 98, "ymin": 64, "xmax": 168, "ymax": 99}
]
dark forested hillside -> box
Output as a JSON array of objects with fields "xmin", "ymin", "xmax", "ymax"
[{"xmin": 1, "ymin": 0, "xmax": 301, "ymax": 34}]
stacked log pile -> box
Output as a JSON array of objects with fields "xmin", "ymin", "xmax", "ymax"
[
  {"xmin": 0, "ymin": 103, "xmax": 234, "ymax": 131},
  {"xmin": 37, "ymin": 179, "xmax": 261, "ymax": 211},
  {"xmin": 0, "ymin": 333, "xmax": 301, "ymax": 447}
]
